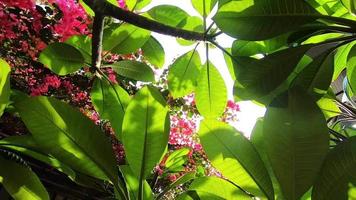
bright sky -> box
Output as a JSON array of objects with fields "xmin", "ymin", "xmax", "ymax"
[{"xmin": 144, "ymin": 0, "xmax": 266, "ymax": 136}]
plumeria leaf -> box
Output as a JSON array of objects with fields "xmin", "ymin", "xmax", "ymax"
[
  {"xmin": 146, "ymin": 5, "xmax": 189, "ymax": 26},
  {"xmin": 0, "ymin": 59, "xmax": 11, "ymax": 117},
  {"xmin": 191, "ymin": 0, "xmax": 218, "ymax": 16},
  {"xmin": 142, "ymin": 36, "xmax": 165, "ymax": 68},
  {"xmin": 109, "ymin": 60, "xmax": 155, "ymax": 82}
]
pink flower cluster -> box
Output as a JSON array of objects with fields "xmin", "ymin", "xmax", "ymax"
[{"xmin": 221, "ymin": 100, "xmax": 240, "ymax": 124}]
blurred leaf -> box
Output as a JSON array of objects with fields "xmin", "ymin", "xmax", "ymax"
[
  {"xmin": 142, "ymin": 36, "xmax": 165, "ymax": 68},
  {"xmin": 0, "ymin": 59, "xmax": 10, "ymax": 117},
  {"xmin": 146, "ymin": 5, "xmax": 189, "ymax": 26},
  {"xmin": 263, "ymin": 88, "xmax": 329, "ymax": 200},
  {"xmin": 165, "ymin": 148, "xmax": 190, "ymax": 172},
  {"xmin": 341, "ymin": 0, "xmax": 356, "ymax": 14},
  {"xmin": 39, "ymin": 43, "xmax": 85, "ymax": 75},
  {"xmin": 110, "ymin": 60, "xmax": 155, "ymax": 82},
  {"xmin": 0, "ymin": 155, "xmax": 49, "ymax": 200},
  {"xmin": 168, "ymin": 50, "xmax": 202, "ymax": 98}
]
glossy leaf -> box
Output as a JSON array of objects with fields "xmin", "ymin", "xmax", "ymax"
[
  {"xmin": 213, "ymin": 0, "xmax": 320, "ymax": 40},
  {"xmin": 142, "ymin": 36, "xmax": 165, "ymax": 68},
  {"xmin": 103, "ymin": 23, "xmax": 151, "ymax": 54},
  {"xmin": 38, "ymin": 43, "xmax": 85, "ymax": 75},
  {"xmin": 65, "ymin": 35, "xmax": 92, "ymax": 64},
  {"xmin": 196, "ymin": 62, "xmax": 227, "ymax": 119},
  {"xmin": 191, "ymin": 0, "xmax": 217, "ymax": 16},
  {"xmin": 122, "ymin": 86, "xmax": 169, "ymax": 195},
  {"xmin": 146, "ymin": 5, "xmax": 189, "ymax": 26},
  {"xmin": 0, "ymin": 135, "xmax": 76, "ymax": 180},
  {"xmin": 0, "ymin": 59, "xmax": 10, "ymax": 117},
  {"xmin": 185, "ymin": 176, "xmax": 251, "ymax": 199},
  {"xmin": 347, "ymin": 44, "xmax": 356, "ymax": 91},
  {"xmin": 0, "ymin": 155, "xmax": 49, "ymax": 200},
  {"xmin": 333, "ymin": 41, "xmax": 356, "ymax": 80},
  {"xmin": 199, "ymin": 119, "xmax": 274, "ymax": 199},
  {"xmin": 15, "ymin": 96, "xmax": 118, "ymax": 182},
  {"xmin": 312, "ymin": 137, "xmax": 356, "ymax": 200},
  {"xmin": 91, "ymin": 78, "xmax": 130, "ymax": 139},
  {"xmin": 234, "ymin": 45, "xmax": 312, "ymax": 100},
  {"xmin": 168, "ymin": 50, "xmax": 201, "ymax": 98},
  {"xmin": 110, "ymin": 60, "xmax": 155, "ymax": 82},
  {"xmin": 263, "ymin": 88, "xmax": 329, "ymax": 200}
]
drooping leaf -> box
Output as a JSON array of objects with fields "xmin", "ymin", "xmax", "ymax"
[
  {"xmin": 195, "ymin": 62, "xmax": 227, "ymax": 119},
  {"xmin": 176, "ymin": 17, "xmax": 204, "ymax": 46},
  {"xmin": 0, "ymin": 155, "xmax": 49, "ymax": 200},
  {"xmin": 121, "ymin": 165, "xmax": 153, "ymax": 200},
  {"xmin": 14, "ymin": 96, "xmax": 118, "ymax": 182},
  {"xmin": 213, "ymin": 0, "xmax": 321, "ymax": 40},
  {"xmin": 185, "ymin": 176, "xmax": 251, "ymax": 200},
  {"xmin": 191, "ymin": 0, "xmax": 218, "ymax": 16},
  {"xmin": 0, "ymin": 135, "xmax": 76, "ymax": 180},
  {"xmin": 110, "ymin": 60, "xmax": 155, "ymax": 82},
  {"xmin": 122, "ymin": 86, "xmax": 169, "ymax": 196},
  {"xmin": 333, "ymin": 41, "xmax": 356, "ymax": 80},
  {"xmin": 199, "ymin": 119, "xmax": 274, "ymax": 199},
  {"xmin": 234, "ymin": 45, "xmax": 312, "ymax": 100},
  {"xmin": 91, "ymin": 78, "xmax": 130, "ymax": 139},
  {"xmin": 38, "ymin": 43, "xmax": 85, "ymax": 76},
  {"xmin": 263, "ymin": 88, "xmax": 329, "ymax": 200},
  {"xmin": 65, "ymin": 35, "xmax": 92, "ymax": 64},
  {"xmin": 312, "ymin": 137, "xmax": 356, "ymax": 200},
  {"xmin": 0, "ymin": 59, "xmax": 11, "ymax": 117},
  {"xmin": 142, "ymin": 36, "xmax": 165, "ymax": 68},
  {"xmin": 146, "ymin": 5, "xmax": 189, "ymax": 26},
  {"xmin": 167, "ymin": 50, "xmax": 201, "ymax": 98},
  {"xmin": 103, "ymin": 23, "xmax": 151, "ymax": 54}
]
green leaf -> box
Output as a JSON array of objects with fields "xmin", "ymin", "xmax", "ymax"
[
  {"xmin": 168, "ymin": 50, "xmax": 202, "ymax": 98},
  {"xmin": 103, "ymin": 23, "xmax": 151, "ymax": 54},
  {"xmin": 38, "ymin": 43, "xmax": 85, "ymax": 76},
  {"xmin": 333, "ymin": 41, "xmax": 356, "ymax": 80},
  {"xmin": 0, "ymin": 155, "xmax": 49, "ymax": 200},
  {"xmin": 186, "ymin": 176, "xmax": 251, "ymax": 199},
  {"xmin": 122, "ymin": 86, "xmax": 169, "ymax": 196},
  {"xmin": 292, "ymin": 50, "xmax": 335, "ymax": 98},
  {"xmin": 91, "ymin": 78, "xmax": 130, "ymax": 139},
  {"xmin": 121, "ymin": 165, "xmax": 153, "ymax": 200},
  {"xmin": 79, "ymin": 0, "xmax": 94, "ymax": 16},
  {"xmin": 0, "ymin": 135, "xmax": 76, "ymax": 180},
  {"xmin": 312, "ymin": 137, "xmax": 356, "ymax": 200},
  {"xmin": 199, "ymin": 119, "xmax": 274, "ymax": 199},
  {"xmin": 317, "ymin": 95, "xmax": 341, "ymax": 119},
  {"xmin": 196, "ymin": 62, "xmax": 227, "ymax": 119},
  {"xmin": 263, "ymin": 88, "xmax": 329, "ymax": 200},
  {"xmin": 110, "ymin": 60, "xmax": 155, "ymax": 82},
  {"xmin": 65, "ymin": 35, "xmax": 92, "ymax": 64},
  {"xmin": 14, "ymin": 96, "xmax": 118, "ymax": 182},
  {"xmin": 126, "ymin": 0, "xmax": 151, "ymax": 10},
  {"xmin": 0, "ymin": 59, "xmax": 11, "ymax": 117},
  {"xmin": 176, "ymin": 17, "xmax": 204, "ymax": 46},
  {"xmin": 213, "ymin": 0, "xmax": 320, "ymax": 40},
  {"xmin": 234, "ymin": 45, "xmax": 312, "ymax": 100},
  {"xmin": 341, "ymin": 0, "xmax": 356, "ymax": 14},
  {"xmin": 165, "ymin": 148, "xmax": 190, "ymax": 172},
  {"xmin": 146, "ymin": 5, "xmax": 189, "ymax": 26},
  {"xmin": 157, "ymin": 172, "xmax": 196, "ymax": 199},
  {"xmin": 142, "ymin": 36, "xmax": 165, "ymax": 68},
  {"xmin": 191, "ymin": 0, "xmax": 218, "ymax": 16},
  {"xmin": 347, "ymin": 44, "xmax": 356, "ymax": 91}
]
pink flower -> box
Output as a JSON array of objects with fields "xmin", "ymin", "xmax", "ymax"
[{"xmin": 44, "ymin": 75, "xmax": 61, "ymax": 89}]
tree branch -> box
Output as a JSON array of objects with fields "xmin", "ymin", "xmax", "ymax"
[
  {"xmin": 91, "ymin": 14, "xmax": 105, "ymax": 70},
  {"xmin": 83, "ymin": 0, "xmax": 212, "ymax": 41}
]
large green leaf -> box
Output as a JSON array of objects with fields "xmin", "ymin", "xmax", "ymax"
[
  {"xmin": 121, "ymin": 165, "xmax": 153, "ymax": 200},
  {"xmin": 0, "ymin": 135, "xmax": 76, "ymax": 180},
  {"xmin": 312, "ymin": 137, "xmax": 356, "ymax": 200},
  {"xmin": 195, "ymin": 62, "xmax": 227, "ymax": 119},
  {"xmin": 91, "ymin": 78, "xmax": 130, "ymax": 139},
  {"xmin": 0, "ymin": 59, "xmax": 10, "ymax": 117},
  {"xmin": 213, "ymin": 0, "xmax": 321, "ymax": 40},
  {"xmin": 38, "ymin": 43, "xmax": 85, "ymax": 76},
  {"xmin": 234, "ymin": 45, "xmax": 312, "ymax": 100},
  {"xmin": 142, "ymin": 36, "xmax": 165, "ymax": 68},
  {"xmin": 110, "ymin": 60, "xmax": 155, "ymax": 82},
  {"xmin": 103, "ymin": 23, "xmax": 151, "ymax": 54},
  {"xmin": 199, "ymin": 119, "xmax": 274, "ymax": 199},
  {"xmin": 184, "ymin": 176, "xmax": 251, "ymax": 200},
  {"xmin": 347, "ymin": 44, "xmax": 356, "ymax": 91},
  {"xmin": 167, "ymin": 50, "xmax": 202, "ymax": 98},
  {"xmin": 0, "ymin": 155, "xmax": 49, "ymax": 200},
  {"xmin": 65, "ymin": 35, "xmax": 92, "ymax": 64},
  {"xmin": 333, "ymin": 41, "xmax": 356, "ymax": 80},
  {"xmin": 263, "ymin": 88, "xmax": 329, "ymax": 200},
  {"xmin": 157, "ymin": 172, "xmax": 196, "ymax": 199},
  {"xmin": 14, "ymin": 96, "xmax": 118, "ymax": 182},
  {"xmin": 341, "ymin": 0, "xmax": 356, "ymax": 14},
  {"xmin": 191, "ymin": 0, "xmax": 218, "ymax": 16},
  {"xmin": 176, "ymin": 17, "xmax": 204, "ymax": 46},
  {"xmin": 146, "ymin": 5, "xmax": 189, "ymax": 26},
  {"xmin": 122, "ymin": 86, "xmax": 169, "ymax": 197},
  {"xmin": 126, "ymin": 0, "xmax": 152, "ymax": 10}
]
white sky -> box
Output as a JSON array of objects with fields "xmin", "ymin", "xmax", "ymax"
[{"xmin": 144, "ymin": 0, "xmax": 266, "ymax": 136}]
